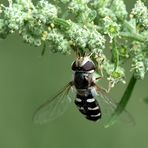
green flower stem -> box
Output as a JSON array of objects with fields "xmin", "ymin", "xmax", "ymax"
[
  {"xmin": 112, "ymin": 39, "xmax": 119, "ymax": 70},
  {"xmin": 105, "ymin": 74, "xmax": 137, "ymax": 128},
  {"xmin": 120, "ymin": 32, "xmax": 148, "ymax": 43},
  {"xmin": 120, "ymin": 20, "xmax": 148, "ymax": 43}
]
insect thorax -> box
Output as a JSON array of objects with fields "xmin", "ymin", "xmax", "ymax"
[{"xmin": 72, "ymin": 56, "xmax": 96, "ymax": 90}]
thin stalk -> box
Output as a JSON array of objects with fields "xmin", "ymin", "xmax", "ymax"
[{"xmin": 41, "ymin": 42, "xmax": 46, "ymax": 56}]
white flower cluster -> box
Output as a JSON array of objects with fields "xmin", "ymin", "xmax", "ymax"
[
  {"xmin": 130, "ymin": 42, "xmax": 148, "ymax": 79},
  {"xmin": 130, "ymin": 0, "xmax": 148, "ymax": 29},
  {"xmin": 66, "ymin": 21, "xmax": 105, "ymax": 50},
  {"xmin": 0, "ymin": 0, "xmax": 147, "ymax": 87}
]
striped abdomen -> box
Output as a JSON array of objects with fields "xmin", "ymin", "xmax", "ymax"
[{"xmin": 75, "ymin": 90, "xmax": 101, "ymax": 121}]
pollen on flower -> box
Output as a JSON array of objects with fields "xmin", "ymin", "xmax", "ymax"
[{"xmin": 41, "ymin": 31, "xmax": 48, "ymax": 41}]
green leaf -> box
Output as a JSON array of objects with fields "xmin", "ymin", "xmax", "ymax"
[{"xmin": 105, "ymin": 74, "xmax": 137, "ymax": 128}]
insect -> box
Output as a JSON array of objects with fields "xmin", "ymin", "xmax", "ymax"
[{"xmin": 33, "ymin": 55, "xmax": 133, "ymax": 125}]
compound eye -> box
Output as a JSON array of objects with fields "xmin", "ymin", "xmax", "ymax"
[
  {"xmin": 71, "ymin": 61, "xmax": 84, "ymax": 71},
  {"xmin": 71, "ymin": 61, "xmax": 76, "ymax": 71},
  {"xmin": 82, "ymin": 61, "xmax": 95, "ymax": 71},
  {"xmin": 71, "ymin": 59, "xmax": 96, "ymax": 71}
]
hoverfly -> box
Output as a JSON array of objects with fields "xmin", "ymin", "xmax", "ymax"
[{"xmin": 33, "ymin": 55, "xmax": 133, "ymax": 126}]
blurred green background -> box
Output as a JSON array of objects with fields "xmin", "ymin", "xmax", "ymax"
[{"xmin": 0, "ymin": 0, "xmax": 148, "ymax": 148}]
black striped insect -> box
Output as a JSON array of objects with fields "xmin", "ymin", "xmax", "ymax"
[
  {"xmin": 72, "ymin": 56, "xmax": 102, "ymax": 121},
  {"xmin": 33, "ymin": 56, "xmax": 133, "ymax": 125}
]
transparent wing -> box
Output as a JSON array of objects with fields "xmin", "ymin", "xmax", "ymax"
[
  {"xmin": 33, "ymin": 82, "xmax": 73, "ymax": 124},
  {"xmin": 95, "ymin": 85, "xmax": 135, "ymax": 127}
]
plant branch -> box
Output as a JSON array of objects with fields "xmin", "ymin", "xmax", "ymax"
[{"xmin": 120, "ymin": 32, "xmax": 148, "ymax": 43}]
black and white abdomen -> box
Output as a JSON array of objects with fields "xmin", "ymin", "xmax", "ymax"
[{"xmin": 75, "ymin": 89, "xmax": 101, "ymax": 121}]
